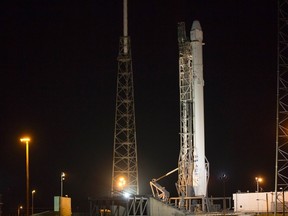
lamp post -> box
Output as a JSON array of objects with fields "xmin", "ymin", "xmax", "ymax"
[
  {"xmin": 31, "ymin": 190, "xmax": 35, "ymax": 215},
  {"xmin": 18, "ymin": 205, "xmax": 23, "ymax": 216},
  {"xmin": 20, "ymin": 137, "xmax": 30, "ymax": 216},
  {"xmin": 61, "ymin": 172, "xmax": 65, "ymax": 197},
  {"xmin": 255, "ymin": 177, "xmax": 263, "ymax": 192}
]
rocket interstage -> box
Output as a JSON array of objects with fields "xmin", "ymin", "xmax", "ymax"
[{"xmin": 177, "ymin": 20, "xmax": 209, "ymax": 198}]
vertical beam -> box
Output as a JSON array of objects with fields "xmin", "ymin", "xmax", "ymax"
[
  {"xmin": 123, "ymin": 0, "xmax": 128, "ymax": 37},
  {"xmin": 123, "ymin": 0, "xmax": 128, "ymax": 54},
  {"xmin": 276, "ymin": 0, "xmax": 288, "ymax": 214}
]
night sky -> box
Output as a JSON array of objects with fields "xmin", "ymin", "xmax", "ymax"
[{"xmin": 1, "ymin": 0, "xmax": 277, "ymax": 213}]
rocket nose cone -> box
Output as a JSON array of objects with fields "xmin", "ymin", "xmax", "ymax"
[{"xmin": 191, "ymin": 20, "xmax": 202, "ymax": 31}]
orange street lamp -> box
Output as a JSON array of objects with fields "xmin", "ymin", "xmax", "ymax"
[
  {"xmin": 255, "ymin": 177, "xmax": 263, "ymax": 192},
  {"xmin": 20, "ymin": 137, "xmax": 30, "ymax": 216}
]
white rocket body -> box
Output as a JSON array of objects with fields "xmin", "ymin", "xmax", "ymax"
[{"xmin": 190, "ymin": 20, "xmax": 207, "ymax": 197}]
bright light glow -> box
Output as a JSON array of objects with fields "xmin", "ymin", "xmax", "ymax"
[
  {"xmin": 255, "ymin": 177, "xmax": 263, "ymax": 183},
  {"xmin": 123, "ymin": 192, "xmax": 130, "ymax": 198},
  {"xmin": 255, "ymin": 176, "xmax": 264, "ymax": 192},
  {"xmin": 61, "ymin": 172, "xmax": 66, "ymax": 181},
  {"xmin": 32, "ymin": 190, "xmax": 36, "ymax": 194},
  {"xmin": 100, "ymin": 209, "xmax": 111, "ymax": 213},
  {"xmin": 118, "ymin": 177, "xmax": 126, "ymax": 188},
  {"xmin": 20, "ymin": 137, "xmax": 30, "ymax": 143}
]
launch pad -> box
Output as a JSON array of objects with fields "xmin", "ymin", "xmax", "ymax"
[
  {"xmin": 110, "ymin": 0, "xmax": 229, "ymax": 215},
  {"xmin": 89, "ymin": 196, "xmax": 149, "ymax": 216},
  {"xmin": 88, "ymin": 195, "xmax": 232, "ymax": 216}
]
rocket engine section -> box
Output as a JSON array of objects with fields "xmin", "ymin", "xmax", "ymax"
[{"xmin": 177, "ymin": 20, "xmax": 209, "ymax": 198}]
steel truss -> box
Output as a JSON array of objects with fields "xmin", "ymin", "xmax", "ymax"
[
  {"xmin": 177, "ymin": 22, "xmax": 194, "ymax": 198},
  {"xmin": 275, "ymin": 0, "xmax": 288, "ymax": 213},
  {"xmin": 111, "ymin": 36, "xmax": 139, "ymax": 196},
  {"xmin": 277, "ymin": 0, "xmax": 288, "ymax": 192}
]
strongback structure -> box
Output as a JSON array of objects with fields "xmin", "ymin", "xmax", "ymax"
[
  {"xmin": 177, "ymin": 21, "xmax": 209, "ymax": 204},
  {"xmin": 177, "ymin": 22, "xmax": 194, "ymax": 198},
  {"xmin": 149, "ymin": 21, "xmax": 209, "ymax": 212},
  {"xmin": 111, "ymin": 0, "xmax": 139, "ymax": 196},
  {"xmin": 275, "ymin": 0, "xmax": 288, "ymax": 213}
]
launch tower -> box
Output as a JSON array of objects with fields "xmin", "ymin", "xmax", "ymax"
[
  {"xmin": 177, "ymin": 20, "xmax": 209, "ymax": 204},
  {"xmin": 111, "ymin": 0, "xmax": 139, "ymax": 196},
  {"xmin": 150, "ymin": 20, "xmax": 209, "ymax": 212}
]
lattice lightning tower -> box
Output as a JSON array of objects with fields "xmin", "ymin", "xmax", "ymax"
[
  {"xmin": 275, "ymin": 0, "xmax": 288, "ymax": 196},
  {"xmin": 111, "ymin": 0, "xmax": 139, "ymax": 196}
]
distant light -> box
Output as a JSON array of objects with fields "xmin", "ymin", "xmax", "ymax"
[
  {"xmin": 100, "ymin": 209, "xmax": 111, "ymax": 213},
  {"xmin": 123, "ymin": 192, "xmax": 130, "ymax": 198},
  {"xmin": 20, "ymin": 137, "xmax": 30, "ymax": 142},
  {"xmin": 255, "ymin": 177, "xmax": 263, "ymax": 183},
  {"xmin": 61, "ymin": 172, "xmax": 65, "ymax": 180},
  {"xmin": 118, "ymin": 176, "xmax": 126, "ymax": 188}
]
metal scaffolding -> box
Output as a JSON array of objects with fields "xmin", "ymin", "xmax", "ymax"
[
  {"xmin": 177, "ymin": 22, "xmax": 194, "ymax": 198},
  {"xmin": 111, "ymin": 0, "xmax": 138, "ymax": 196},
  {"xmin": 275, "ymin": 0, "xmax": 288, "ymax": 213},
  {"xmin": 276, "ymin": 0, "xmax": 288, "ymax": 192},
  {"xmin": 111, "ymin": 34, "xmax": 138, "ymax": 196}
]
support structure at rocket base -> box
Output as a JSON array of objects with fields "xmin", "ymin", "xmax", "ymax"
[
  {"xmin": 177, "ymin": 20, "xmax": 209, "ymax": 200},
  {"xmin": 150, "ymin": 20, "xmax": 210, "ymax": 212}
]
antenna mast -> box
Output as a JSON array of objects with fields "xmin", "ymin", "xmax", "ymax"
[{"xmin": 111, "ymin": 0, "xmax": 139, "ymax": 196}]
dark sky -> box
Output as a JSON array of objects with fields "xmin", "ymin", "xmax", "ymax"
[{"xmin": 1, "ymin": 0, "xmax": 277, "ymax": 213}]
